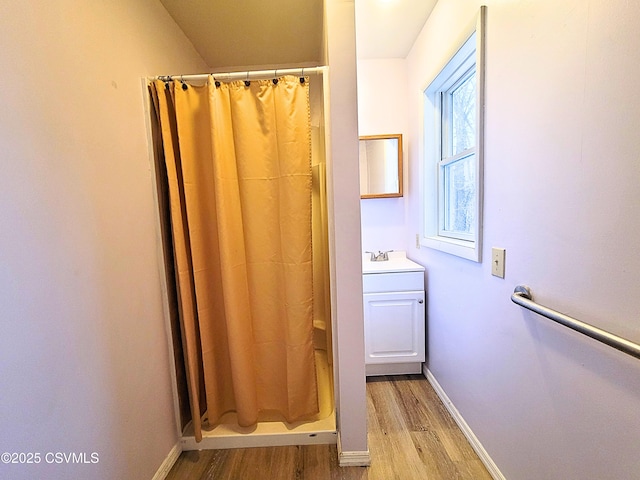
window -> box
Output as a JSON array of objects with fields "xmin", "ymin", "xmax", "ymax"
[{"xmin": 422, "ymin": 8, "xmax": 485, "ymax": 262}]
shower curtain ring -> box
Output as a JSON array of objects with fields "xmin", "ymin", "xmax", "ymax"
[
  {"xmin": 245, "ymin": 71, "xmax": 250, "ymax": 87},
  {"xmin": 273, "ymin": 69, "xmax": 279, "ymax": 85}
]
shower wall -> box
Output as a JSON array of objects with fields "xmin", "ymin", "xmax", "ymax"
[
  {"xmin": 310, "ymin": 78, "xmax": 333, "ymax": 361},
  {"xmin": 310, "ymin": 77, "xmax": 335, "ymax": 421}
]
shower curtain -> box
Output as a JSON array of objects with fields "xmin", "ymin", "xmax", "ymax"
[{"xmin": 149, "ymin": 76, "xmax": 318, "ymax": 441}]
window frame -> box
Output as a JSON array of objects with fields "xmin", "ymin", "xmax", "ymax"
[{"xmin": 421, "ymin": 7, "xmax": 486, "ymax": 262}]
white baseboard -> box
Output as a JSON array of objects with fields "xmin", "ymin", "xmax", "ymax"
[
  {"xmin": 423, "ymin": 366, "xmax": 505, "ymax": 480},
  {"xmin": 337, "ymin": 432, "xmax": 371, "ymax": 467},
  {"xmin": 152, "ymin": 442, "xmax": 182, "ymax": 480}
]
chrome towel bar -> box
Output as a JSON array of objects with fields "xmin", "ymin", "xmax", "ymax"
[{"xmin": 511, "ymin": 285, "xmax": 640, "ymax": 360}]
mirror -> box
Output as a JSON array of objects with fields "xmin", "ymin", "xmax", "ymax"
[{"xmin": 359, "ymin": 134, "xmax": 403, "ymax": 198}]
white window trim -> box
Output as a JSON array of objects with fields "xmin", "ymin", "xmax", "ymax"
[{"xmin": 421, "ymin": 6, "xmax": 486, "ymax": 263}]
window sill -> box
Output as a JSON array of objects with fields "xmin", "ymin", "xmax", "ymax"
[{"xmin": 422, "ymin": 235, "xmax": 481, "ymax": 262}]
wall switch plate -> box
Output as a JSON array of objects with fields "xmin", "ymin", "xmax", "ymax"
[
  {"xmin": 416, "ymin": 234, "xmax": 420, "ymax": 249},
  {"xmin": 492, "ymin": 247, "xmax": 506, "ymax": 278}
]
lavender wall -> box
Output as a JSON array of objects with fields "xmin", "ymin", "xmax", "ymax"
[
  {"xmin": 357, "ymin": 59, "xmax": 410, "ymax": 254},
  {"xmin": 0, "ymin": 1, "xmax": 208, "ymax": 478},
  {"xmin": 325, "ymin": 0, "xmax": 369, "ymax": 457}
]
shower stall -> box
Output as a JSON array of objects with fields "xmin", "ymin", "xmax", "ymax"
[{"xmin": 146, "ymin": 67, "xmax": 335, "ymax": 450}]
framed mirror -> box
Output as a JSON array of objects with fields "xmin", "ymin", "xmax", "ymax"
[{"xmin": 359, "ymin": 134, "xmax": 403, "ymax": 199}]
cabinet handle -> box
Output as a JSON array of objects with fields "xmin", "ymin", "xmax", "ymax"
[{"xmin": 418, "ymin": 299, "xmax": 424, "ymax": 304}]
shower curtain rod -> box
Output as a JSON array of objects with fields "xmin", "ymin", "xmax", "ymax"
[{"xmin": 155, "ymin": 66, "xmax": 327, "ymax": 83}]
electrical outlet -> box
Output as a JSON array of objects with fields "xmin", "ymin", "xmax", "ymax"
[
  {"xmin": 415, "ymin": 234, "xmax": 420, "ymax": 249},
  {"xmin": 492, "ymin": 247, "xmax": 506, "ymax": 278}
]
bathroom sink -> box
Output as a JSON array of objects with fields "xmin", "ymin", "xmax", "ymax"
[{"xmin": 362, "ymin": 251, "xmax": 424, "ymax": 274}]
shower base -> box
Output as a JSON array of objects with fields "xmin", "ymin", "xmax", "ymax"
[{"xmin": 180, "ymin": 349, "xmax": 336, "ymax": 451}]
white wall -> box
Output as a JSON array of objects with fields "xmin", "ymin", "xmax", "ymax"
[
  {"xmin": 357, "ymin": 59, "xmax": 410, "ymax": 253},
  {"xmin": 402, "ymin": 0, "xmax": 640, "ymax": 478},
  {"xmin": 0, "ymin": 1, "xmax": 207, "ymax": 479}
]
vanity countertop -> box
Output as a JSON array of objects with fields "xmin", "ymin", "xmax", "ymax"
[{"xmin": 362, "ymin": 251, "xmax": 425, "ymax": 274}]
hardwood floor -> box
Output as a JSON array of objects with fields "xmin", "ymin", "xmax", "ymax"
[{"xmin": 165, "ymin": 375, "xmax": 492, "ymax": 479}]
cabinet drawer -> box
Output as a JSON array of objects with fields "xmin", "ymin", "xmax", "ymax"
[{"xmin": 362, "ymin": 271, "xmax": 424, "ymax": 293}]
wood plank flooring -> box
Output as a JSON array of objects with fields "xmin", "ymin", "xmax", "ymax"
[{"xmin": 165, "ymin": 375, "xmax": 492, "ymax": 480}]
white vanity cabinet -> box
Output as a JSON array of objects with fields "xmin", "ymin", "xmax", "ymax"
[{"xmin": 362, "ymin": 252, "xmax": 425, "ymax": 376}]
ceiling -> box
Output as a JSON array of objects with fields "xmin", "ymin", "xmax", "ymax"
[
  {"xmin": 159, "ymin": 0, "xmax": 324, "ymax": 70},
  {"xmin": 355, "ymin": 0, "xmax": 438, "ymax": 59},
  {"xmin": 159, "ymin": 0, "xmax": 437, "ymax": 70}
]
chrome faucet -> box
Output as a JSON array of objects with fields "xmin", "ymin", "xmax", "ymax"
[{"xmin": 366, "ymin": 250, "xmax": 393, "ymax": 262}]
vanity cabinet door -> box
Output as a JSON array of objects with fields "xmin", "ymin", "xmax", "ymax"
[{"xmin": 363, "ymin": 291, "xmax": 425, "ymax": 364}]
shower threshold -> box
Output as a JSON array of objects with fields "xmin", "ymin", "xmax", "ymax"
[{"xmin": 180, "ymin": 411, "xmax": 337, "ymax": 451}]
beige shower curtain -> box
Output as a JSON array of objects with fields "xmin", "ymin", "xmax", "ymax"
[{"xmin": 149, "ymin": 76, "xmax": 318, "ymax": 441}]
